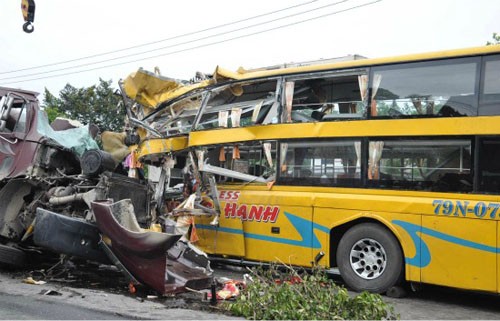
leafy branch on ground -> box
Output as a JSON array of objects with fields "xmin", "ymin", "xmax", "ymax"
[{"xmin": 222, "ymin": 264, "xmax": 399, "ymax": 320}]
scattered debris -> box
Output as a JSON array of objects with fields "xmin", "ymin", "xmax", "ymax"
[
  {"xmin": 40, "ymin": 289, "xmax": 62, "ymax": 296},
  {"xmin": 22, "ymin": 277, "xmax": 46, "ymax": 285},
  {"xmin": 206, "ymin": 278, "xmax": 246, "ymax": 301}
]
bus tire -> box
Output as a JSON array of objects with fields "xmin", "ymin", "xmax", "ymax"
[{"xmin": 336, "ymin": 223, "xmax": 403, "ymax": 294}]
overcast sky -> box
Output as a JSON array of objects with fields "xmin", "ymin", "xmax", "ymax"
[{"xmin": 0, "ymin": 0, "xmax": 498, "ymax": 98}]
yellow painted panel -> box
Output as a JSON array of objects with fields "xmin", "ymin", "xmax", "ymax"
[
  {"xmin": 136, "ymin": 136, "xmax": 189, "ymax": 161},
  {"xmin": 421, "ymin": 216, "xmax": 496, "ymax": 292},
  {"xmin": 497, "ymin": 223, "xmax": 500, "ymax": 294},
  {"xmin": 242, "ymin": 204, "xmax": 313, "ymax": 266},
  {"xmin": 195, "ymin": 183, "xmax": 500, "ymax": 292},
  {"xmin": 195, "ymin": 212, "xmax": 245, "ymax": 257},
  {"xmin": 189, "ymin": 116, "xmax": 500, "ymax": 147},
  {"xmin": 123, "ymin": 69, "xmax": 213, "ymax": 110}
]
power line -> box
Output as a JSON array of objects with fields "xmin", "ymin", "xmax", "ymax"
[
  {"xmin": 0, "ymin": 0, "xmax": 382, "ymax": 86},
  {"xmin": 0, "ymin": 0, "xmax": 349, "ymax": 81},
  {"xmin": 0, "ymin": 0, "xmax": 320, "ymax": 75}
]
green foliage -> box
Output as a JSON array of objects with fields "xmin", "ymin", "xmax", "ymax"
[
  {"xmin": 42, "ymin": 89, "xmax": 65, "ymax": 123},
  {"xmin": 42, "ymin": 79, "xmax": 124, "ymax": 132},
  {"xmin": 223, "ymin": 265, "xmax": 399, "ymax": 320},
  {"xmin": 486, "ymin": 32, "xmax": 500, "ymax": 45}
]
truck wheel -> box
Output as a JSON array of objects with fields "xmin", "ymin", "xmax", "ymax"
[
  {"xmin": 0, "ymin": 244, "xmax": 26, "ymax": 267},
  {"xmin": 336, "ymin": 223, "xmax": 403, "ymax": 293}
]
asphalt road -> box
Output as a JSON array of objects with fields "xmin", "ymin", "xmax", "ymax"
[
  {"xmin": 1, "ymin": 262, "xmax": 500, "ymax": 320},
  {"xmin": 0, "ymin": 292, "xmax": 127, "ymax": 320},
  {"xmin": 386, "ymin": 284, "xmax": 500, "ymax": 320}
]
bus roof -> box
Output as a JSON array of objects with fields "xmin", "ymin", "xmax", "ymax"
[{"xmin": 214, "ymin": 45, "xmax": 500, "ymax": 82}]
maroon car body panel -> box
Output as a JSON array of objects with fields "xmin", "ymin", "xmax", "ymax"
[
  {"xmin": 0, "ymin": 87, "xmax": 43, "ymax": 181},
  {"xmin": 92, "ymin": 200, "xmax": 212, "ymax": 294}
]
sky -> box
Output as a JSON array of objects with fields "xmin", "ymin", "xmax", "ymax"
[{"xmin": 0, "ymin": 0, "xmax": 498, "ymax": 100}]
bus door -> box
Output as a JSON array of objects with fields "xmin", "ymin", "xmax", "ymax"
[
  {"xmin": 372, "ymin": 137, "xmax": 497, "ymax": 292},
  {"xmin": 476, "ymin": 137, "xmax": 500, "ymax": 293},
  {"xmin": 239, "ymin": 187, "xmax": 314, "ymax": 266},
  {"xmin": 198, "ymin": 189, "xmax": 246, "ymax": 257},
  {"xmin": 218, "ymin": 140, "xmax": 314, "ymax": 265},
  {"xmin": 194, "ymin": 145, "xmax": 248, "ymax": 257},
  {"xmin": 420, "ymin": 139, "xmax": 496, "ymax": 292},
  {"xmin": 208, "ymin": 141, "xmax": 282, "ymax": 260},
  {"xmin": 421, "ymin": 213, "xmax": 496, "ymax": 292}
]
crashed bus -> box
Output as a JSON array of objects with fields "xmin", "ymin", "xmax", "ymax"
[{"xmin": 130, "ymin": 44, "xmax": 500, "ymax": 295}]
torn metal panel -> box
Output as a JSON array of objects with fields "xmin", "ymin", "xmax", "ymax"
[
  {"xmin": 91, "ymin": 199, "xmax": 212, "ymax": 294},
  {"xmin": 122, "ymin": 68, "xmax": 214, "ymax": 112},
  {"xmin": 136, "ymin": 137, "xmax": 189, "ymax": 165}
]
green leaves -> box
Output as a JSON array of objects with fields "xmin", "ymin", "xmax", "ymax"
[
  {"xmin": 223, "ymin": 265, "xmax": 399, "ymax": 320},
  {"xmin": 486, "ymin": 32, "xmax": 500, "ymax": 46}
]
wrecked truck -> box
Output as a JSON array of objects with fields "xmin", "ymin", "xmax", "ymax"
[{"xmin": 0, "ymin": 86, "xmax": 212, "ymax": 295}]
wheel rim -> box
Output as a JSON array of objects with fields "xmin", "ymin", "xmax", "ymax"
[{"xmin": 349, "ymin": 238, "xmax": 387, "ymax": 280}]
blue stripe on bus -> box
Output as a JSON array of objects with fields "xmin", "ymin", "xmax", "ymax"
[
  {"xmin": 196, "ymin": 212, "xmax": 330, "ymax": 249},
  {"xmin": 393, "ymin": 220, "xmax": 498, "ymax": 268}
]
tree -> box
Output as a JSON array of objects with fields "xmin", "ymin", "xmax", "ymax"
[
  {"xmin": 42, "ymin": 89, "xmax": 65, "ymax": 123},
  {"xmin": 42, "ymin": 79, "xmax": 124, "ymax": 132},
  {"xmin": 486, "ymin": 32, "xmax": 500, "ymax": 45}
]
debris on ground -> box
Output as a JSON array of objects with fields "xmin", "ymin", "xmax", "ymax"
[{"xmin": 22, "ymin": 276, "xmax": 46, "ymax": 285}]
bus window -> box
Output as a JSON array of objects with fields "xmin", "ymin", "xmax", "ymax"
[
  {"xmin": 285, "ymin": 74, "xmax": 366, "ymax": 123},
  {"xmin": 203, "ymin": 141, "xmax": 277, "ymax": 183},
  {"xmin": 371, "ymin": 58, "xmax": 479, "ymax": 118},
  {"xmin": 279, "ymin": 139, "xmax": 361, "ymax": 187},
  {"xmin": 479, "ymin": 55, "xmax": 500, "ymax": 115},
  {"xmin": 478, "ymin": 138, "xmax": 500, "ymax": 193},
  {"xmin": 368, "ymin": 138, "xmax": 472, "ymax": 192},
  {"xmin": 195, "ymin": 79, "xmax": 279, "ymax": 130}
]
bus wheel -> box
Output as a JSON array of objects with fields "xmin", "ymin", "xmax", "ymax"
[{"xmin": 336, "ymin": 223, "xmax": 403, "ymax": 294}]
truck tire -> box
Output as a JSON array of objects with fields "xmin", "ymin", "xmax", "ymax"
[
  {"xmin": 0, "ymin": 244, "xmax": 26, "ymax": 267},
  {"xmin": 336, "ymin": 223, "xmax": 403, "ymax": 293}
]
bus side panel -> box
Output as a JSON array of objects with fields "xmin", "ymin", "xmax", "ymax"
[
  {"xmin": 498, "ymin": 222, "xmax": 500, "ymax": 294},
  {"xmin": 242, "ymin": 204, "xmax": 313, "ymax": 265},
  {"xmin": 421, "ymin": 216, "xmax": 496, "ymax": 292},
  {"xmin": 195, "ymin": 210, "xmax": 246, "ymax": 257},
  {"xmin": 314, "ymin": 208, "xmax": 421, "ymax": 283},
  {"xmin": 238, "ymin": 190, "xmax": 314, "ymax": 266}
]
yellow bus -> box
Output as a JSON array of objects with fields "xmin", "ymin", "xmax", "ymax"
[{"xmin": 139, "ymin": 45, "xmax": 500, "ymax": 294}]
